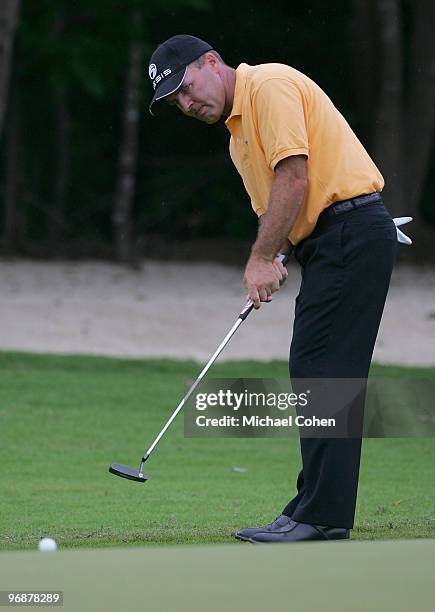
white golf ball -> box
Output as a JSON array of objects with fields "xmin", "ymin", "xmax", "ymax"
[{"xmin": 37, "ymin": 537, "xmax": 58, "ymax": 552}]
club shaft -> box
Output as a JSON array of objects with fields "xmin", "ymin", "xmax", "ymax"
[
  {"xmin": 145, "ymin": 316, "xmax": 245, "ymax": 457},
  {"xmin": 142, "ymin": 253, "xmax": 291, "ymax": 462}
]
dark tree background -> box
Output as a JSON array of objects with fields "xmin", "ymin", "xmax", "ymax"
[{"xmin": 0, "ymin": 0, "xmax": 434, "ymax": 263}]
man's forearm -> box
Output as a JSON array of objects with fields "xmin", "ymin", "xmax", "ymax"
[{"xmin": 251, "ymin": 171, "xmax": 306, "ymax": 261}]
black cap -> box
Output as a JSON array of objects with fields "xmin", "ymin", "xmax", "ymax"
[{"xmin": 148, "ymin": 35, "xmax": 213, "ymax": 116}]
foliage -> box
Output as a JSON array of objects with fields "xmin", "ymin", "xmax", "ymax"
[{"xmin": 0, "ymin": 0, "xmax": 434, "ymax": 251}]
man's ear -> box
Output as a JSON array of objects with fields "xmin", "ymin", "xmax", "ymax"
[{"xmin": 204, "ymin": 52, "xmax": 219, "ymax": 70}]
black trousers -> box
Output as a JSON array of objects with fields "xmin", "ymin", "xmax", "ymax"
[{"xmin": 283, "ymin": 200, "xmax": 397, "ymax": 528}]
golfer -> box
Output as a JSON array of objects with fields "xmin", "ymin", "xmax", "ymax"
[{"xmin": 148, "ymin": 35, "xmax": 398, "ymax": 542}]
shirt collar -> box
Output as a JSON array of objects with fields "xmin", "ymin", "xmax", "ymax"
[{"xmin": 225, "ymin": 63, "xmax": 249, "ymax": 127}]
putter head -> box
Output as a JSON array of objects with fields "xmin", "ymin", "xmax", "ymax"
[{"xmin": 109, "ymin": 463, "xmax": 148, "ymax": 483}]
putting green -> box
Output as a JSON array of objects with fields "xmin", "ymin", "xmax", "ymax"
[{"xmin": 0, "ymin": 539, "xmax": 434, "ymax": 611}]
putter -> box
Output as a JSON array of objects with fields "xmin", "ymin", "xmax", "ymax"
[{"xmin": 109, "ymin": 253, "xmax": 291, "ymax": 483}]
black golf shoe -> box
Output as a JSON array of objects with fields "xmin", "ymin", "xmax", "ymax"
[
  {"xmin": 234, "ymin": 515, "xmax": 295, "ymax": 542},
  {"xmin": 234, "ymin": 515, "xmax": 349, "ymax": 543}
]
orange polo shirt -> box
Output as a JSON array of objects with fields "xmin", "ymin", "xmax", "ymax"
[{"xmin": 225, "ymin": 63, "xmax": 384, "ymax": 245}]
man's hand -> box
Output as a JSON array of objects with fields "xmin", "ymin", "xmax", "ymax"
[{"xmin": 243, "ymin": 254, "xmax": 288, "ymax": 309}]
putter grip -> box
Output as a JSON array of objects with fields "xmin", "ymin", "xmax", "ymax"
[
  {"xmin": 279, "ymin": 253, "xmax": 291, "ymax": 266},
  {"xmin": 239, "ymin": 252, "xmax": 292, "ymax": 321}
]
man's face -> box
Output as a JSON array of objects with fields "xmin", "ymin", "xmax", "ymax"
[{"xmin": 165, "ymin": 57, "xmax": 226, "ymax": 124}]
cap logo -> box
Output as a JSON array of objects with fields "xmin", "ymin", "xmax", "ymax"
[
  {"xmin": 152, "ymin": 68, "xmax": 172, "ymax": 90},
  {"xmin": 149, "ymin": 64, "xmax": 157, "ymax": 80}
]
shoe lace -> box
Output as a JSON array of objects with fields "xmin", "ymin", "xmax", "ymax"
[{"xmin": 267, "ymin": 515, "xmax": 286, "ymax": 529}]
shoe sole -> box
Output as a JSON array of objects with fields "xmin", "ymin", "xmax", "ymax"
[
  {"xmin": 233, "ymin": 533, "xmax": 350, "ymax": 544},
  {"xmin": 250, "ymin": 537, "xmax": 350, "ymax": 544}
]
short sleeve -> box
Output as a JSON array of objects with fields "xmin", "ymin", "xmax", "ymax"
[{"xmin": 253, "ymin": 78, "xmax": 309, "ymax": 170}]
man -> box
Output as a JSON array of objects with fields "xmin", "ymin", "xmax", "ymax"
[{"xmin": 148, "ymin": 35, "xmax": 405, "ymax": 542}]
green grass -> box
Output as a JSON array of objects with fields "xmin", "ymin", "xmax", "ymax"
[
  {"xmin": 0, "ymin": 351, "xmax": 434, "ymax": 551},
  {"xmin": 3, "ymin": 542, "xmax": 435, "ymax": 612}
]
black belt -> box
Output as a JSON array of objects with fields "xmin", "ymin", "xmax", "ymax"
[{"xmin": 325, "ymin": 192, "xmax": 382, "ymax": 217}]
